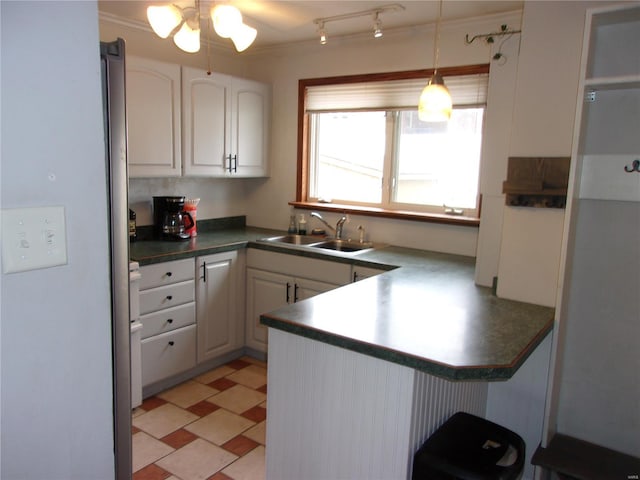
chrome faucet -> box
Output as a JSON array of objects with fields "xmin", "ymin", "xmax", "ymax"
[{"xmin": 310, "ymin": 212, "xmax": 347, "ymax": 239}]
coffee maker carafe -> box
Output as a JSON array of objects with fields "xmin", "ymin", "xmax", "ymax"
[{"xmin": 153, "ymin": 196, "xmax": 194, "ymax": 241}]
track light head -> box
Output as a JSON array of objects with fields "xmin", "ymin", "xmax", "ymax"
[
  {"xmin": 373, "ymin": 12, "xmax": 383, "ymax": 38},
  {"xmin": 317, "ymin": 21, "xmax": 328, "ymax": 45}
]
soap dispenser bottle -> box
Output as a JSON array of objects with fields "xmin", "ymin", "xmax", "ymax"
[{"xmin": 288, "ymin": 215, "xmax": 297, "ymax": 234}]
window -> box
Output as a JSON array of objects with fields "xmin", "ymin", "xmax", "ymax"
[{"xmin": 296, "ymin": 65, "xmax": 489, "ymax": 224}]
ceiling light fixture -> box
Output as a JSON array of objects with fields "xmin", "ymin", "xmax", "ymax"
[
  {"xmin": 146, "ymin": 2, "xmax": 257, "ymax": 54},
  {"xmin": 418, "ymin": 0, "xmax": 452, "ymax": 122},
  {"xmin": 313, "ymin": 3, "xmax": 404, "ymax": 45}
]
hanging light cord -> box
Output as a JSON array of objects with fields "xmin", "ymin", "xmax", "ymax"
[{"xmin": 433, "ymin": 0, "xmax": 442, "ymax": 72}]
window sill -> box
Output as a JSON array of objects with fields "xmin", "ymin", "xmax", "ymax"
[{"xmin": 289, "ymin": 201, "xmax": 480, "ymax": 227}]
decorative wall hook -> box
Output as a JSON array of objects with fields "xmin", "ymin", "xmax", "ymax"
[
  {"xmin": 465, "ymin": 24, "xmax": 521, "ymax": 62},
  {"xmin": 464, "ymin": 24, "xmax": 521, "ymax": 45},
  {"xmin": 624, "ymin": 159, "xmax": 640, "ymax": 173}
]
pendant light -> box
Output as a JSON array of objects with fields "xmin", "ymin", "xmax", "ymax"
[{"xmin": 418, "ymin": 0, "xmax": 452, "ymax": 122}]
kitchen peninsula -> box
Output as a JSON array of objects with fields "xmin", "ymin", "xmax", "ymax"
[
  {"xmin": 130, "ymin": 221, "xmax": 553, "ymax": 480},
  {"xmin": 259, "ymin": 244, "xmax": 552, "ymax": 480}
]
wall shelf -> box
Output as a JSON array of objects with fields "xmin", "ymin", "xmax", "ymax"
[{"xmin": 502, "ymin": 157, "xmax": 570, "ymax": 208}]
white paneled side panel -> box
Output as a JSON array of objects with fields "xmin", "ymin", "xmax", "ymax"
[
  {"xmin": 266, "ymin": 329, "xmax": 415, "ymax": 480},
  {"xmin": 579, "ymin": 154, "xmax": 640, "ymax": 201}
]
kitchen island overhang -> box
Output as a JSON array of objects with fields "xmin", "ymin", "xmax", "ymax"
[{"xmin": 260, "ymin": 266, "xmax": 554, "ymax": 382}]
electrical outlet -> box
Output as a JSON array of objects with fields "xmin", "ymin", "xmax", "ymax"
[{"xmin": 1, "ymin": 206, "xmax": 68, "ymax": 274}]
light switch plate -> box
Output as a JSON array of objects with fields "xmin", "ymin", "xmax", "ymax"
[{"xmin": 1, "ymin": 206, "xmax": 68, "ymax": 274}]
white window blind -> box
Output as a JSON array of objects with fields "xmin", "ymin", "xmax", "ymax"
[{"xmin": 305, "ymin": 73, "xmax": 488, "ymax": 112}]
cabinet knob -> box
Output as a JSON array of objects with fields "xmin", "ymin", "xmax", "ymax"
[
  {"xmin": 166, "ymin": 272, "xmax": 172, "ymax": 277},
  {"xmin": 167, "ymin": 318, "xmax": 173, "ymax": 324},
  {"xmin": 168, "ymin": 341, "xmax": 174, "ymax": 346},
  {"xmin": 166, "ymin": 295, "xmax": 173, "ymax": 300}
]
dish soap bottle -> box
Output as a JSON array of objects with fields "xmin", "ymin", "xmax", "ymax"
[{"xmin": 298, "ymin": 214, "xmax": 307, "ymax": 235}]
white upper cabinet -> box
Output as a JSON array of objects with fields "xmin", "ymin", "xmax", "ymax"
[
  {"xmin": 182, "ymin": 67, "xmax": 270, "ymax": 177},
  {"xmin": 126, "ymin": 56, "xmax": 182, "ymax": 177}
]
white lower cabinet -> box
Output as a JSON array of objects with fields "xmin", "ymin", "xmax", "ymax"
[
  {"xmin": 245, "ymin": 249, "xmax": 351, "ymax": 353},
  {"xmin": 196, "ymin": 251, "xmax": 244, "ymax": 363},
  {"xmin": 351, "ymin": 265, "xmax": 387, "ymax": 283},
  {"xmin": 140, "ymin": 258, "xmax": 196, "ymax": 387},
  {"xmin": 141, "ymin": 325, "xmax": 197, "ymax": 386}
]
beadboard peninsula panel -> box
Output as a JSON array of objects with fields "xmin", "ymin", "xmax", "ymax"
[
  {"xmin": 266, "ymin": 329, "xmax": 489, "ymax": 480},
  {"xmin": 266, "ymin": 329, "xmax": 414, "ymax": 480}
]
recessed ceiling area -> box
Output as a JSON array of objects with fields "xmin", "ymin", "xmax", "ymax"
[{"xmin": 98, "ymin": 0, "xmax": 524, "ymax": 48}]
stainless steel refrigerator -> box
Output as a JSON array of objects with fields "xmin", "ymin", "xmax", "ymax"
[{"xmin": 100, "ymin": 38, "xmax": 132, "ymax": 479}]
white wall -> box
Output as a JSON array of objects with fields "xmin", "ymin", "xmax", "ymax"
[
  {"xmin": 1, "ymin": 2, "xmax": 115, "ymax": 478},
  {"xmin": 496, "ymin": 1, "xmax": 597, "ymax": 306}
]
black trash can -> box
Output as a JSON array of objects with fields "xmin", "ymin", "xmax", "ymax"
[{"xmin": 412, "ymin": 412, "xmax": 525, "ymax": 480}]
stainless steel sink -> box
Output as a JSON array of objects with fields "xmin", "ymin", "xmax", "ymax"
[
  {"xmin": 257, "ymin": 235, "xmax": 382, "ymax": 254},
  {"xmin": 308, "ymin": 239, "xmax": 375, "ymax": 253},
  {"xmin": 259, "ymin": 234, "xmax": 324, "ymax": 246}
]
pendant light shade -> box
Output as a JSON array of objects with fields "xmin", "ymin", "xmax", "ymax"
[
  {"xmin": 418, "ymin": 73, "xmax": 452, "ymax": 122},
  {"xmin": 211, "ymin": 4, "xmax": 243, "ymax": 38},
  {"xmin": 147, "ymin": 5, "xmax": 182, "ymax": 39},
  {"xmin": 173, "ymin": 21, "xmax": 200, "ymax": 53},
  {"xmin": 418, "ymin": 0, "xmax": 452, "ymax": 122},
  {"xmin": 231, "ymin": 23, "xmax": 258, "ymax": 52}
]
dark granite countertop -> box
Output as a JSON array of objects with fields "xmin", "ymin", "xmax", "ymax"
[{"xmin": 130, "ymin": 220, "xmax": 554, "ymax": 381}]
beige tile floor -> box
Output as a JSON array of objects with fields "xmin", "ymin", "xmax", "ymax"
[{"xmin": 132, "ymin": 357, "xmax": 267, "ymax": 480}]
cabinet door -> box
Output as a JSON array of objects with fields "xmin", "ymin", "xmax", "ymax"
[
  {"xmin": 126, "ymin": 57, "xmax": 181, "ymax": 177},
  {"xmin": 182, "ymin": 67, "xmax": 231, "ymax": 176},
  {"xmin": 351, "ymin": 265, "xmax": 387, "ymax": 283},
  {"xmin": 196, "ymin": 251, "xmax": 240, "ymax": 363},
  {"xmin": 232, "ymin": 78, "xmax": 270, "ymax": 177},
  {"xmin": 245, "ymin": 268, "xmax": 291, "ymax": 352},
  {"xmin": 295, "ymin": 277, "xmax": 341, "ymax": 302}
]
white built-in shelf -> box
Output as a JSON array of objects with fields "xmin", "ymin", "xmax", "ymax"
[{"xmin": 584, "ymin": 75, "xmax": 640, "ymax": 90}]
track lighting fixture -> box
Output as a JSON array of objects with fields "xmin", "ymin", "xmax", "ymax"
[
  {"xmin": 146, "ymin": 2, "xmax": 257, "ymax": 53},
  {"xmin": 313, "ymin": 3, "xmax": 404, "ymax": 45}
]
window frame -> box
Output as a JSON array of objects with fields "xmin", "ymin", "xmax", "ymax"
[{"xmin": 294, "ymin": 64, "xmax": 490, "ymax": 227}]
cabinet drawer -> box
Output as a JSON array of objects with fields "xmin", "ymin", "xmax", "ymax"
[
  {"xmin": 140, "ymin": 280, "xmax": 195, "ymax": 315},
  {"xmin": 141, "ymin": 302, "xmax": 195, "ymax": 340},
  {"xmin": 141, "ymin": 325, "xmax": 196, "ymax": 387},
  {"xmin": 140, "ymin": 258, "xmax": 194, "ymax": 290}
]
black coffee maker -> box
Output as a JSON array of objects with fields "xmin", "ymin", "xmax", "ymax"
[{"xmin": 153, "ymin": 196, "xmax": 194, "ymax": 241}]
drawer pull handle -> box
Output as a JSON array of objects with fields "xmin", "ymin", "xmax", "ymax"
[
  {"xmin": 166, "ymin": 272, "xmax": 172, "ymax": 277},
  {"xmin": 166, "ymin": 295, "xmax": 173, "ymax": 300},
  {"xmin": 286, "ymin": 282, "xmax": 291, "ymax": 303},
  {"xmin": 168, "ymin": 341, "xmax": 175, "ymax": 346},
  {"xmin": 167, "ymin": 318, "xmax": 173, "ymax": 324}
]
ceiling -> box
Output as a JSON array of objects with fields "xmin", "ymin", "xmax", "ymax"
[{"xmin": 98, "ymin": 0, "xmax": 523, "ymax": 48}]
